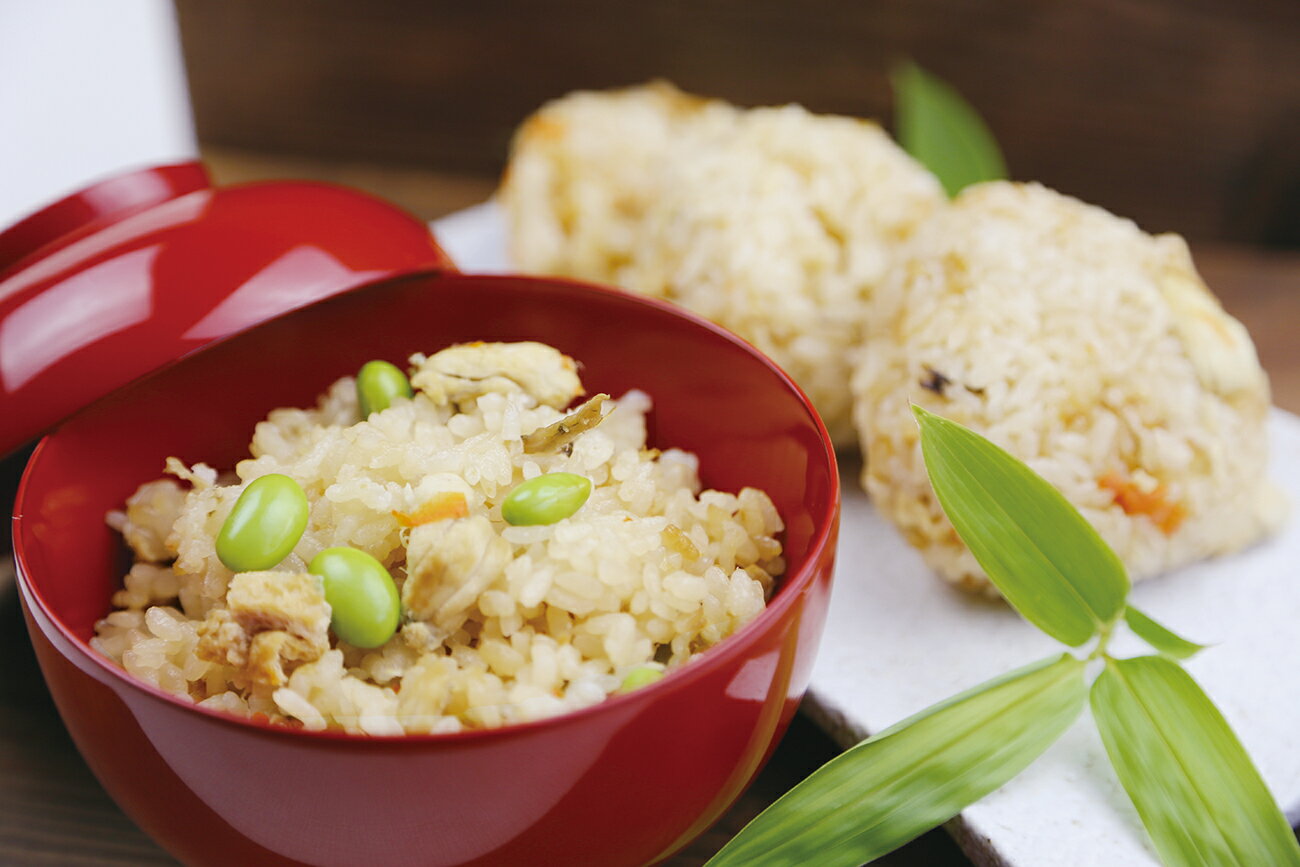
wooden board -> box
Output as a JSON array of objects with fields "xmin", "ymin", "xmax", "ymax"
[
  {"xmin": 174, "ymin": 0, "xmax": 1300, "ymax": 245},
  {"xmin": 435, "ymin": 200, "xmax": 1300, "ymax": 866}
]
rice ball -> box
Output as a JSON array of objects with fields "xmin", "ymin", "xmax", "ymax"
[
  {"xmin": 500, "ymin": 81, "xmax": 737, "ymax": 286},
  {"xmin": 501, "ymin": 83, "xmax": 945, "ymax": 443},
  {"xmin": 852, "ymin": 181, "xmax": 1285, "ymax": 593}
]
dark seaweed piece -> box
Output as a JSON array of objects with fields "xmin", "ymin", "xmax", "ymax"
[{"xmin": 920, "ymin": 366, "xmax": 952, "ymax": 396}]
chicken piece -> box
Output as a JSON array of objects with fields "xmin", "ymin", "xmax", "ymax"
[
  {"xmin": 403, "ymin": 515, "xmax": 512, "ymax": 633},
  {"xmin": 196, "ymin": 571, "xmax": 331, "ymax": 686},
  {"xmin": 107, "ymin": 479, "xmax": 187, "ymax": 562},
  {"xmin": 522, "ymin": 393, "xmax": 609, "ymax": 454},
  {"xmin": 411, "ymin": 342, "xmax": 583, "ymax": 410},
  {"xmin": 225, "ymin": 571, "xmax": 331, "ymax": 639},
  {"xmin": 244, "ymin": 631, "xmax": 320, "ymax": 686},
  {"xmin": 1156, "ymin": 247, "xmax": 1267, "ymax": 400}
]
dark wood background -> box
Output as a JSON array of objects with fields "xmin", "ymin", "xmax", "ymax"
[{"xmin": 175, "ymin": 0, "xmax": 1299, "ymax": 246}]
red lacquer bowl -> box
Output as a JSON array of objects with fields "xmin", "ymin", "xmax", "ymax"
[{"xmin": 13, "ymin": 272, "xmax": 839, "ymax": 866}]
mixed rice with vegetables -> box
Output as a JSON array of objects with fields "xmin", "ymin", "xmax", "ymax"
[
  {"xmin": 500, "ymin": 81, "xmax": 944, "ymax": 445},
  {"xmin": 852, "ymin": 181, "xmax": 1283, "ymax": 592},
  {"xmin": 94, "ymin": 341, "xmax": 784, "ymax": 734}
]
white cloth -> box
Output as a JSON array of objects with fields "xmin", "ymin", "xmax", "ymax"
[{"xmin": 0, "ymin": 0, "xmax": 196, "ymax": 228}]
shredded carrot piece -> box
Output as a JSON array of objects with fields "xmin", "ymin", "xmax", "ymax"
[
  {"xmin": 393, "ymin": 492, "xmax": 469, "ymax": 528},
  {"xmin": 1098, "ymin": 472, "xmax": 1187, "ymax": 534}
]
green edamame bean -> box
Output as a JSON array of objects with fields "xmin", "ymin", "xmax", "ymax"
[
  {"xmin": 356, "ymin": 359, "xmax": 413, "ymax": 418},
  {"xmin": 216, "ymin": 474, "xmax": 309, "ymax": 572},
  {"xmin": 618, "ymin": 666, "xmax": 664, "ymax": 694},
  {"xmin": 501, "ymin": 472, "xmax": 592, "ymax": 526},
  {"xmin": 309, "ymin": 547, "xmax": 400, "ymax": 649}
]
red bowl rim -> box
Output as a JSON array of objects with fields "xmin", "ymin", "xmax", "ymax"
[{"xmin": 12, "ymin": 268, "xmax": 841, "ymax": 745}]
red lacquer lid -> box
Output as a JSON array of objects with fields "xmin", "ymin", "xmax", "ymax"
[{"xmin": 0, "ymin": 162, "xmax": 456, "ymax": 456}]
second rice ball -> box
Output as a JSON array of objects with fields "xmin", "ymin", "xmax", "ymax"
[{"xmin": 853, "ymin": 181, "xmax": 1285, "ymax": 593}]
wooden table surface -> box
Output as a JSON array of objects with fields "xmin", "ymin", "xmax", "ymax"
[{"xmin": 1, "ymin": 149, "xmax": 1297, "ymax": 866}]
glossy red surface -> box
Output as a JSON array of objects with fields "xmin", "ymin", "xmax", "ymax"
[
  {"xmin": 0, "ymin": 167, "xmax": 454, "ymax": 457},
  {"xmin": 0, "ymin": 162, "xmax": 211, "ymax": 276},
  {"xmin": 14, "ymin": 272, "xmax": 840, "ymax": 867}
]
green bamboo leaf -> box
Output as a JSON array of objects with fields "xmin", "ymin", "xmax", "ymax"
[
  {"xmin": 1091, "ymin": 655, "xmax": 1300, "ymax": 866},
  {"xmin": 892, "ymin": 61, "xmax": 1008, "ymax": 197},
  {"xmin": 1124, "ymin": 606, "xmax": 1206, "ymax": 660},
  {"xmin": 914, "ymin": 406, "xmax": 1130, "ymax": 646},
  {"xmin": 707, "ymin": 654, "xmax": 1087, "ymax": 867}
]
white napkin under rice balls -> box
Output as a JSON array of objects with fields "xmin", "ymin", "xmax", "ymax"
[
  {"xmin": 500, "ymin": 82, "xmax": 945, "ymax": 443},
  {"xmin": 852, "ymin": 181, "xmax": 1285, "ymax": 593}
]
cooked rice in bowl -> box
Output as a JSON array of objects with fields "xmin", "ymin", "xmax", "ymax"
[{"xmin": 93, "ymin": 341, "xmax": 785, "ymax": 735}]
